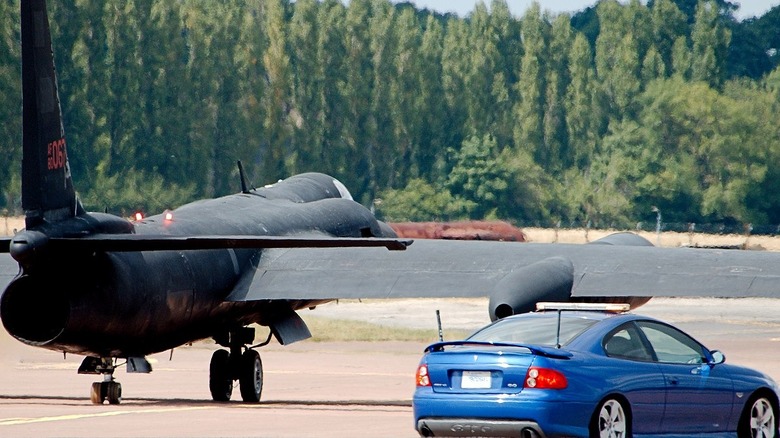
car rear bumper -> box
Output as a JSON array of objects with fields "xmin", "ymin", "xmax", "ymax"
[
  {"xmin": 413, "ymin": 391, "xmax": 591, "ymax": 437},
  {"xmin": 416, "ymin": 418, "xmax": 546, "ymax": 437}
]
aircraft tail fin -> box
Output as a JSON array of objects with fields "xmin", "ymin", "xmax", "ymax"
[{"xmin": 21, "ymin": 0, "xmax": 82, "ymax": 229}]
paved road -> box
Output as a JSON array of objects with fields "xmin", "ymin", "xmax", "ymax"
[{"xmin": 1, "ymin": 297, "xmax": 780, "ymax": 437}]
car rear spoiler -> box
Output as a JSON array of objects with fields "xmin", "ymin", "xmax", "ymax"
[{"xmin": 424, "ymin": 341, "xmax": 573, "ymax": 359}]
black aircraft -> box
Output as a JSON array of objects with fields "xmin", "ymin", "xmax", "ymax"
[{"xmin": 3, "ymin": 0, "xmax": 780, "ymax": 405}]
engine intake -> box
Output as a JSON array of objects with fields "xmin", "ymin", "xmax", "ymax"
[
  {"xmin": 488, "ymin": 257, "xmax": 574, "ymax": 321},
  {"xmin": 488, "ymin": 233, "xmax": 655, "ymax": 321}
]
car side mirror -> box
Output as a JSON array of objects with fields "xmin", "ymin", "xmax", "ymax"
[{"xmin": 709, "ymin": 350, "xmax": 726, "ymax": 365}]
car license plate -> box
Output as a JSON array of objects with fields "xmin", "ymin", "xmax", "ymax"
[{"xmin": 461, "ymin": 371, "xmax": 491, "ymax": 389}]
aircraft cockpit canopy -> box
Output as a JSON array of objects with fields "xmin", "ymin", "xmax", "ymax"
[{"xmin": 332, "ymin": 178, "xmax": 353, "ymax": 201}]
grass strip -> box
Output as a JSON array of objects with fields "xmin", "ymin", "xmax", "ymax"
[{"xmin": 300, "ymin": 316, "xmax": 471, "ymax": 343}]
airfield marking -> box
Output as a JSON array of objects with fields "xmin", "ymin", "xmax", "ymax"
[{"xmin": 0, "ymin": 406, "xmax": 212, "ymax": 427}]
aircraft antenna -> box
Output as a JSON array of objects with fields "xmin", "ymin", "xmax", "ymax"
[{"xmin": 237, "ymin": 161, "xmax": 251, "ymax": 194}]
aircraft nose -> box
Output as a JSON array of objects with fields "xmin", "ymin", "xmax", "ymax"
[{"xmin": 9, "ymin": 230, "xmax": 49, "ymax": 265}]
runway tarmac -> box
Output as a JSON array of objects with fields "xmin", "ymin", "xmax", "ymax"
[{"xmin": 1, "ymin": 297, "xmax": 780, "ymax": 437}]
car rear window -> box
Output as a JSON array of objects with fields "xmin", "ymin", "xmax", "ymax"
[{"xmin": 467, "ymin": 314, "xmax": 599, "ymax": 346}]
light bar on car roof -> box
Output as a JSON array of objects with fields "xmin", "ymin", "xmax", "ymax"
[{"xmin": 535, "ymin": 302, "xmax": 631, "ymax": 313}]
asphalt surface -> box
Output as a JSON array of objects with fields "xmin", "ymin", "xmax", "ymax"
[{"xmin": 1, "ymin": 297, "xmax": 780, "ymax": 437}]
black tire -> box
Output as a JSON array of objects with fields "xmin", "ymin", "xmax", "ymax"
[
  {"xmin": 738, "ymin": 394, "xmax": 777, "ymax": 438},
  {"xmin": 239, "ymin": 349, "xmax": 263, "ymax": 403},
  {"xmin": 90, "ymin": 382, "xmax": 105, "ymax": 405},
  {"xmin": 209, "ymin": 349, "xmax": 233, "ymax": 402},
  {"xmin": 590, "ymin": 397, "xmax": 631, "ymax": 438},
  {"xmin": 106, "ymin": 381, "xmax": 122, "ymax": 405}
]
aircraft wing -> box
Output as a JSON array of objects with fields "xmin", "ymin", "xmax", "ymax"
[
  {"xmin": 47, "ymin": 234, "xmax": 411, "ymax": 252},
  {"xmin": 0, "ymin": 234, "xmax": 410, "ymax": 255},
  {"xmin": 226, "ymin": 239, "xmax": 780, "ymax": 302}
]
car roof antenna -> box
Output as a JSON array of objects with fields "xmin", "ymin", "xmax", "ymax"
[{"xmin": 436, "ymin": 310, "xmax": 444, "ymax": 342}]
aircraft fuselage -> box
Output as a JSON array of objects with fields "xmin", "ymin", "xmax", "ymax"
[{"xmin": 1, "ymin": 173, "xmax": 386, "ymax": 357}]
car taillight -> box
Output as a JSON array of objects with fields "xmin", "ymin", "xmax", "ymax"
[
  {"xmin": 524, "ymin": 366, "xmax": 567, "ymax": 389},
  {"xmin": 416, "ymin": 364, "xmax": 431, "ymax": 387}
]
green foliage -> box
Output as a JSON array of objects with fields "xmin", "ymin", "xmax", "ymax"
[
  {"xmin": 559, "ymin": 154, "xmax": 633, "ymax": 227},
  {"xmin": 565, "ymin": 33, "xmax": 600, "ymax": 169},
  {"xmin": 691, "ymin": 0, "xmax": 731, "ymax": 88},
  {"xmin": 261, "ymin": 0, "xmax": 294, "ymax": 181},
  {"xmin": 447, "ymin": 134, "xmax": 510, "ymax": 219},
  {"xmin": 376, "ymin": 179, "xmax": 475, "ymax": 222},
  {"xmin": 766, "ymin": 66, "xmax": 780, "ymax": 95},
  {"xmin": 1, "ymin": 0, "xmax": 779, "ymax": 230},
  {"xmin": 501, "ymin": 146, "xmax": 563, "ymax": 223},
  {"xmin": 642, "ymin": 45, "xmax": 665, "ymax": 82},
  {"xmin": 0, "ymin": 1, "xmax": 20, "ymax": 207},
  {"xmin": 671, "ymin": 35, "xmax": 692, "ymax": 78},
  {"xmin": 605, "ymin": 77, "xmax": 776, "ymax": 223},
  {"xmin": 80, "ymin": 170, "xmax": 196, "ymax": 217},
  {"xmin": 514, "ymin": 3, "xmax": 547, "ymax": 167},
  {"xmin": 595, "ymin": 1, "xmax": 641, "ymax": 119},
  {"xmin": 650, "ymin": 0, "xmax": 687, "ymax": 76}
]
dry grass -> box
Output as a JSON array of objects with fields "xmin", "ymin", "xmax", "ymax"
[
  {"xmin": 300, "ymin": 315, "xmax": 470, "ymax": 342},
  {"xmin": 524, "ymin": 227, "xmax": 780, "ymax": 251},
  {"xmin": 243, "ymin": 316, "xmax": 470, "ymax": 343},
  {"xmin": 1, "ymin": 217, "xmax": 23, "ymax": 237}
]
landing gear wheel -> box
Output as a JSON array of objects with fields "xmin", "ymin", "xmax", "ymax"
[
  {"xmin": 90, "ymin": 381, "xmax": 122, "ymax": 405},
  {"xmin": 591, "ymin": 398, "xmax": 630, "ymax": 438},
  {"xmin": 738, "ymin": 394, "xmax": 777, "ymax": 438},
  {"xmin": 90, "ymin": 382, "xmax": 105, "ymax": 404},
  {"xmin": 106, "ymin": 381, "xmax": 122, "ymax": 405},
  {"xmin": 209, "ymin": 349, "xmax": 233, "ymax": 402},
  {"xmin": 239, "ymin": 349, "xmax": 263, "ymax": 403}
]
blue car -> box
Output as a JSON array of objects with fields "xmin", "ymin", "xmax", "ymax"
[{"xmin": 413, "ymin": 303, "xmax": 779, "ymax": 438}]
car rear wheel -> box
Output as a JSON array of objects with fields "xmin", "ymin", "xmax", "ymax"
[
  {"xmin": 738, "ymin": 394, "xmax": 777, "ymax": 438},
  {"xmin": 591, "ymin": 398, "xmax": 630, "ymax": 438}
]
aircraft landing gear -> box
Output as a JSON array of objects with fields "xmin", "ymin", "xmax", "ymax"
[
  {"xmin": 239, "ymin": 349, "xmax": 262, "ymax": 402},
  {"xmin": 78, "ymin": 356, "xmax": 149, "ymax": 405},
  {"xmin": 91, "ymin": 377, "xmax": 122, "ymax": 405},
  {"xmin": 80, "ymin": 357, "xmax": 122, "ymax": 405},
  {"xmin": 209, "ymin": 349, "xmax": 233, "ymax": 401},
  {"xmin": 210, "ymin": 327, "xmax": 266, "ymax": 403}
]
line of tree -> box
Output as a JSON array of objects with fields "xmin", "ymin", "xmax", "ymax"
[{"xmin": 0, "ymin": 0, "xmax": 779, "ymax": 229}]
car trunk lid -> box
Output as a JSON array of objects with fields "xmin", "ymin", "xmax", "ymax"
[{"xmin": 423, "ymin": 341, "xmax": 570, "ymax": 394}]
